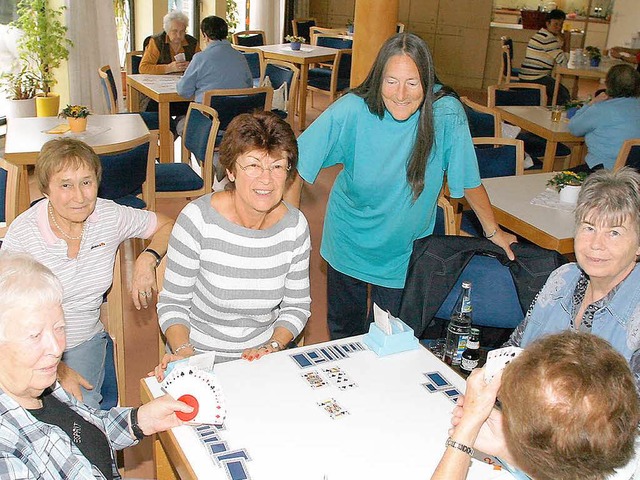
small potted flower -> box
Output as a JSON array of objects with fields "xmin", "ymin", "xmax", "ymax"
[
  {"xmin": 585, "ymin": 46, "xmax": 602, "ymax": 67},
  {"xmin": 59, "ymin": 104, "xmax": 91, "ymax": 133},
  {"xmin": 346, "ymin": 19, "xmax": 354, "ymax": 35},
  {"xmin": 285, "ymin": 35, "xmax": 305, "ymax": 51},
  {"xmin": 547, "ymin": 170, "xmax": 588, "ymax": 204},
  {"xmin": 564, "ymin": 97, "xmax": 589, "ymax": 119}
]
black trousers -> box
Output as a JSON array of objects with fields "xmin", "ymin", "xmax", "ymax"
[
  {"xmin": 527, "ymin": 75, "xmax": 571, "ymax": 106},
  {"xmin": 326, "ymin": 264, "xmax": 403, "ymax": 340}
]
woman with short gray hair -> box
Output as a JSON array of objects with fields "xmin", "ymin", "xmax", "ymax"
[
  {"xmin": 505, "ymin": 167, "xmax": 640, "ymax": 388},
  {"xmin": 569, "ymin": 64, "xmax": 640, "ymax": 170}
]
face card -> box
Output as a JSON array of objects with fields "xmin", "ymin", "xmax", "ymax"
[
  {"xmin": 318, "ymin": 398, "xmax": 349, "ymax": 419},
  {"xmin": 424, "ymin": 371, "xmax": 453, "ymax": 390},
  {"xmin": 484, "ymin": 346, "xmax": 524, "ymax": 383},
  {"xmin": 301, "ymin": 370, "xmax": 328, "ymax": 389}
]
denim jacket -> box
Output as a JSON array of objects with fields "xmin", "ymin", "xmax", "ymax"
[{"xmin": 510, "ymin": 263, "xmax": 640, "ymax": 365}]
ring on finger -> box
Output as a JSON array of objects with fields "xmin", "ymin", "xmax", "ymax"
[{"xmin": 140, "ymin": 291, "xmax": 149, "ymax": 297}]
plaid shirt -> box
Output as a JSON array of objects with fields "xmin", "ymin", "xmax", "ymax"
[{"xmin": 0, "ymin": 383, "xmax": 137, "ymax": 479}]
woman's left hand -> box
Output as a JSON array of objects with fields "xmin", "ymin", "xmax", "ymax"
[
  {"xmin": 136, "ymin": 394, "xmax": 194, "ymax": 436},
  {"xmin": 242, "ymin": 344, "xmax": 277, "ymax": 362},
  {"xmin": 131, "ymin": 253, "xmax": 158, "ymax": 310},
  {"xmin": 488, "ymin": 227, "xmax": 517, "ymax": 261}
]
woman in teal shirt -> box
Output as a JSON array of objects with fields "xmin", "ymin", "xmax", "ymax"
[{"xmin": 286, "ymin": 33, "xmax": 516, "ymax": 339}]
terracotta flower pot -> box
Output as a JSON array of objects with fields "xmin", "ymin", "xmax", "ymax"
[{"xmin": 68, "ymin": 117, "xmax": 88, "ymax": 133}]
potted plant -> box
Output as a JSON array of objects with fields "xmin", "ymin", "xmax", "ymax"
[
  {"xmin": 285, "ymin": 35, "xmax": 305, "ymax": 51},
  {"xmin": 585, "ymin": 46, "xmax": 602, "ymax": 67},
  {"xmin": 547, "ymin": 170, "xmax": 588, "ymax": 204},
  {"xmin": 1, "ymin": 66, "xmax": 38, "ymax": 119},
  {"xmin": 346, "ymin": 19, "xmax": 354, "ymax": 35},
  {"xmin": 13, "ymin": 0, "xmax": 73, "ymax": 117},
  {"xmin": 59, "ymin": 104, "xmax": 91, "ymax": 133},
  {"xmin": 564, "ymin": 97, "xmax": 589, "ymax": 119}
]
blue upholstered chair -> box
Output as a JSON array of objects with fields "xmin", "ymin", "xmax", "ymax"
[
  {"xmin": 260, "ymin": 60, "xmax": 300, "ymax": 126},
  {"xmin": 232, "ymin": 30, "xmax": 266, "ymax": 47},
  {"xmin": 155, "ymin": 103, "xmax": 220, "ymax": 199},
  {"xmin": 125, "ymin": 50, "xmax": 143, "ymax": 75},
  {"xmin": 0, "ymin": 159, "xmax": 19, "ymax": 238},
  {"xmin": 292, "ymin": 18, "xmax": 316, "ymax": 43},
  {"xmin": 308, "ymin": 47, "xmax": 352, "ymax": 106},
  {"xmin": 497, "ymin": 37, "xmax": 520, "ymax": 85},
  {"xmin": 232, "ymin": 45, "xmax": 265, "ymax": 87},
  {"xmin": 461, "ymin": 96, "xmax": 501, "ymax": 138},
  {"xmin": 613, "ymin": 138, "xmax": 640, "ymax": 171},
  {"xmin": 203, "ymin": 86, "xmax": 274, "ymax": 147},
  {"xmin": 98, "ymin": 130, "xmax": 157, "ymax": 211}
]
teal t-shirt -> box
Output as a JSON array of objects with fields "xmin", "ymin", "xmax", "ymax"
[{"xmin": 297, "ymin": 93, "xmax": 480, "ymax": 288}]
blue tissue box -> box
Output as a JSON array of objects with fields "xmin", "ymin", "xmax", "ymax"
[{"xmin": 363, "ymin": 319, "xmax": 419, "ymax": 356}]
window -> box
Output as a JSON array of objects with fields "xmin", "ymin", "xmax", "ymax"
[
  {"xmin": 115, "ymin": 0, "xmax": 133, "ymax": 68},
  {"xmin": 0, "ymin": 0, "xmax": 20, "ymax": 126},
  {"xmin": 168, "ymin": 0, "xmax": 196, "ymax": 36}
]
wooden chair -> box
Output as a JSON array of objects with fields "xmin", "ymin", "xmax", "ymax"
[
  {"xmin": 232, "ymin": 30, "xmax": 266, "ymax": 47},
  {"xmin": 155, "ymin": 103, "xmax": 220, "ymax": 200},
  {"xmin": 292, "ymin": 17, "xmax": 316, "ymax": 43},
  {"xmin": 309, "ymin": 26, "xmax": 347, "ymax": 44},
  {"xmin": 308, "ymin": 48, "xmax": 352, "ymax": 106},
  {"xmin": 125, "ymin": 50, "xmax": 144, "ymax": 75},
  {"xmin": 613, "ymin": 138, "xmax": 640, "ymax": 171},
  {"xmin": 460, "ymin": 96, "xmax": 502, "ymax": 138},
  {"xmin": 0, "ymin": 159, "xmax": 19, "ymax": 238},
  {"xmin": 396, "ymin": 22, "xmax": 405, "ymax": 33},
  {"xmin": 487, "ymin": 82, "xmax": 547, "ymax": 108},
  {"xmin": 260, "ymin": 59, "xmax": 300, "ymax": 127},
  {"xmin": 232, "ymin": 45, "xmax": 266, "ymax": 86},
  {"xmin": 497, "ymin": 36, "xmax": 519, "ymax": 85}
]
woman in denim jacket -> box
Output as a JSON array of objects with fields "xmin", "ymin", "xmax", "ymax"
[{"xmin": 505, "ymin": 167, "xmax": 640, "ymax": 387}]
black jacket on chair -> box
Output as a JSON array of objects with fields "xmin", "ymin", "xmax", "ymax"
[{"xmin": 399, "ymin": 236, "xmax": 567, "ymax": 339}]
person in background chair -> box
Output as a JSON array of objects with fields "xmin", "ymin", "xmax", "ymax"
[
  {"xmin": 432, "ymin": 331, "xmax": 640, "ymax": 480},
  {"xmin": 0, "ymin": 251, "xmax": 192, "ymax": 479},
  {"xmin": 568, "ymin": 64, "xmax": 640, "ymax": 170},
  {"xmin": 504, "ymin": 167, "xmax": 640, "ymax": 389},
  {"xmin": 176, "ymin": 15, "xmax": 252, "ymax": 104},
  {"xmin": 1, "ymin": 138, "xmax": 174, "ymax": 409},
  {"xmin": 518, "ymin": 9, "xmax": 570, "ymax": 105},
  {"xmin": 139, "ymin": 10, "xmax": 200, "ymax": 75}
]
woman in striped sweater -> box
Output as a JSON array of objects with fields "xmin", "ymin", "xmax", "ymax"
[{"xmin": 153, "ymin": 112, "xmax": 311, "ymax": 377}]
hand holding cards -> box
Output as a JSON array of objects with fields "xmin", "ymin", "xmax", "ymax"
[
  {"xmin": 174, "ymin": 52, "xmax": 186, "ymax": 62},
  {"xmin": 483, "ymin": 346, "xmax": 523, "ymax": 383}
]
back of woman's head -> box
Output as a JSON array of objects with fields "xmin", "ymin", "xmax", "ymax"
[
  {"xmin": 606, "ymin": 64, "xmax": 640, "ymax": 98},
  {"xmin": 201, "ymin": 16, "xmax": 228, "ymax": 41},
  {"xmin": 500, "ymin": 331, "xmax": 640, "ymax": 480}
]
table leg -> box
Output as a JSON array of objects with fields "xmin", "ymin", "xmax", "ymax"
[
  {"xmin": 569, "ymin": 143, "xmax": 586, "ymax": 168},
  {"xmin": 128, "ymin": 84, "xmax": 140, "ymax": 113},
  {"xmin": 552, "ymin": 73, "xmax": 561, "ymax": 106},
  {"xmin": 17, "ymin": 165, "xmax": 30, "ymax": 214},
  {"xmin": 542, "ymin": 140, "xmax": 559, "ymax": 172},
  {"xmin": 158, "ymin": 102, "xmax": 172, "ymax": 164},
  {"xmin": 299, "ymin": 63, "xmax": 309, "ymax": 130}
]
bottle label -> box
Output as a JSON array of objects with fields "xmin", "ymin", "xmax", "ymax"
[
  {"xmin": 467, "ymin": 340, "xmax": 479, "ymax": 349},
  {"xmin": 461, "ymin": 297, "xmax": 472, "ymax": 314},
  {"xmin": 461, "ymin": 356, "xmax": 479, "ymax": 372},
  {"xmin": 452, "ymin": 335, "xmax": 468, "ymax": 365}
]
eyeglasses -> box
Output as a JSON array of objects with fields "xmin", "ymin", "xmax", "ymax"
[{"xmin": 235, "ymin": 161, "xmax": 291, "ymax": 178}]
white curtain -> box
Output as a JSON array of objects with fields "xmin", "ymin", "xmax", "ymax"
[
  {"xmin": 66, "ymin": 0, "xmax": 122, "ymax": 114},
  {"xmin": 250, "ymin": 0, "xmax": 285, "ymax": 44}
]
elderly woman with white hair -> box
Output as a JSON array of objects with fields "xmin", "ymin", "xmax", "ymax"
[
  {"xmin": 0, "ymin": 251, "xmax": 192, "ymax": 479},
  {"xmin": 139, "ymin": 10, "xmax": 200, "ymax": 75}
]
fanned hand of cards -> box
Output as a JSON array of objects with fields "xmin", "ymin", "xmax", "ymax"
[
  {"xmin": 484, "ymin": 346, "xmax": 524, "ymax": 383},
  {"xmin": 161, "ymin": 365, "xmax": 227, "ymax": 426}
]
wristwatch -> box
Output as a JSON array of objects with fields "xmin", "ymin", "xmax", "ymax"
[
  {"xmin": 267, "ymin": 340, "xmax": 282, "ymax": 351},
  {"xmin": 130, "ymin": 407, "xmax": 146, "ymax": 440}
]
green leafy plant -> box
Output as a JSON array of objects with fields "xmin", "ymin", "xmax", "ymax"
[
  {"xmin": 1, "ymin": 67, "xmax": 38, "ymax": 100},
  {"xmin": 346, "ymin": 19, "xmax": 354, "ymax": 26},
  {"xmin": 13, "ymin": 0, "xmax": 73, "ymax": 95},
  {"xmin": 547, "ymin": 171, "xmax": 588, "ymax": 191},
  {"xmin": 285, "ymin": 35, "xmax": 305, "ymax": 43},
  {"xmin": 226, "ymin": 0, "xmax": 239, "ymax": 41},
  {"xmin": 585, "ymin": 46, "xmax": 602, "ymax": 61},
  {"xmin": 59, "ymin": 104, "xmax": 91, "ymax": 119},
  {"xmin": 564, "ymin": 97, "xmax": 590, "ymax": 111}
]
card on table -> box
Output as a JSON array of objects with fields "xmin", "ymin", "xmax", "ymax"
[
  {"xmin": 424, "ymin": 371, "xmax": 453, "ymax": 391},
  {"xmin": 318, "ymin": 398, "xmax": 350, "ymax": 419},
  {"xmin": 484, "ymin": 346, "xmax": 524, "ymax": 383},
  {"xmin": 323, "ymin": 366, "xmax": 357, "ymax": 390},
  {"xmin": 301, "ymin": 370, "xmax": 328, "ymax": 389}
]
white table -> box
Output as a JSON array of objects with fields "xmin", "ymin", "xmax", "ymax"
[
  {"xmin": 4, "ymin": 114, "xmax": 149, "ymax": 213},
  {"xmin": 483, "ymin": 172, "xmax": 575, "ymax": 254},
  {"xmin": 552, "ymin": 58, "xmax": 623, "ymax": 106},
  {"xmin": 142, "ymin": 336, "xmax": 510, "ymax": 480}
]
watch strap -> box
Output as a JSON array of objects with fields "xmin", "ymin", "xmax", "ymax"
[
  {"xmin": 130, "ymin": 407, "xmax": 146, "ymax": 440},
  {"xmin": 143, "ymin": 248, "xmax": 162, "ymax": 267}
]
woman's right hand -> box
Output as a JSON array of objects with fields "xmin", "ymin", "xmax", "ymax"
[{"xmin": 147, "ymin": 353, "xmax": 191, "ymax": 382}]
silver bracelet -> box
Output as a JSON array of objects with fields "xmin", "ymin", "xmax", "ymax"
[
  {"xmin": 445, "ymin": 437, "xmax": 474, "ymax": 457},
  {"xmin": 484, "ymin": 228, "xmax": 498, "ymax": 239},
  {"xmin": 174, "ymin": 342, "xmax": 194, "ymax": 355}
]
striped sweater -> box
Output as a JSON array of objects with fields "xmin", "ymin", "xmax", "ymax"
[
  {"xmin": 158, "ymin": 194, "xmax": 311, "ymax": 361},
  {"xmin": 518, "ymin": 28, "xmax": 568, "ymax": 81}
]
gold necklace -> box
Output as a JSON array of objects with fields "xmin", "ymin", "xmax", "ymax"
[{"xmin": 48, "ymin": 203, "xmax": 85, "ymax": 241}]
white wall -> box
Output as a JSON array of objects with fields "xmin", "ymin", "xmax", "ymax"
[{"xmin": 606, "ymin": 0, "xmax": 639, "ymax": 48}]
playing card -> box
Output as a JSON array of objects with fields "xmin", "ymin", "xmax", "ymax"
[
  {"xmin": 484, "ymin": 346, "xmax": 524, "ymax": 383},
  {"xmin": 318, "ymin": 398, "xmax": 349, "ymax": 419},
  {"xmin": 301, "ymin": 370, "xmax": 328, "ymax": 389},
  {"xmin": 373, "ymin": 303, "xmax": 393, "ymax": 335},
  {"xmin": 161, "ymin": 365, "xmax": 227, "ymax": 425},
  {"xmin": 323, "ymin": 366, "xmax": 357, "ymax": 390},
  {"xmin": 424, "ymin": 371, "xmax": 453, "ymax": 391},
  {"xmin": 174, "ymin": 52, "xmax": 186, "ymax": 62}
]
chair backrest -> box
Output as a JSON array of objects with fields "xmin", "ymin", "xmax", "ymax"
[
  {"xmin": 233, "ymin": 45, "xmax": 265, "ymax": 83},
  {"xmin": 183, "ymin": 103, "xmax": 219, "ymax": 165},
  {"xmin": 292, "ymin": 18, "xmax": 316, "ymax": 42},
  {"xmin": 313, "ymin": 34, "xmax": 353, "ymax": 50},
  {"xmin": 334, "ymin": 49, "xmax": 353, "ymax": 81},
  {"xmin": 613, "ymin": 138, "xmax": 640, "ymax": 171},
  {"xmin": 232, "ymin": 30, "xmax": 266, "ymax": 47},
  {"xmin": 473, "ymin": 137, "xmax": 525, "ymax": 178},
  {"xmin": 396, "ymin": 22, "xmax": 405, "ymax": 33},
  {"xmin": 202, "ymin": 86, "xmax": 274, "ymax": 132},
  {"xmin": 98, "ymin": 131, "xmax": 156, "ymax": 210},
  {"xmin": 125, "ymin": 50, "xmax": 144, "ymax": 75},
  {"xmin": 98, "ymin": 65, "xmax": 118, "ymax": 114},
  {"xmin": 460, "ymin": 96, "xmax": 501, "ymax": 138},
  {"xmin": 488, "ymin": 82, "xmax": 547, "ymax": 107},
  {"xmin": 309, "ymin": 26, "xmax": 347, "ymax": 43},
  {"xmin": 498, "ymin": 45, "xmax": 514, "ymax": 85},
  {"xmin": 262, "ymin": 60, "xmax": 300, "ymax": 113},
  {"xmin": 0, "ymin": 159, "xmax": 19, "ymax": 228}
]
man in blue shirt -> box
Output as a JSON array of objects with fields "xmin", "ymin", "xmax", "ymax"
[{"xmin": 177, "ymin": 16, "xmax": 252, "ymax": 103}]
